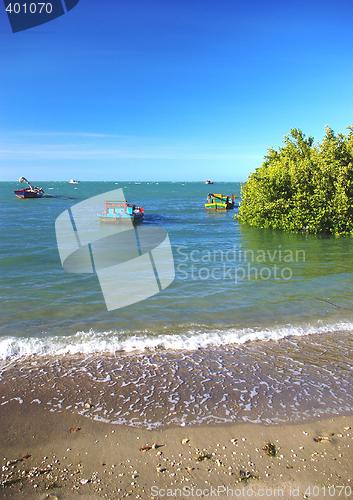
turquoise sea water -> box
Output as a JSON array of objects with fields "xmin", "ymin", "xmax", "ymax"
[
  {"xmin": 1, "ymin": 181, "xmax": 353, "ymax": 346},
  {"xmin": 1, "ymin": 181, "xmax": 353, "ymax": 426}
]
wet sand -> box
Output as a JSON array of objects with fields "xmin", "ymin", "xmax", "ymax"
[
  {"xmin": 1, "ymin": 330, "xmax": 353, "ymax": 430},
  {"xmin": 1, "ymin": 401, "xmax": 352, "ymax": 499}
]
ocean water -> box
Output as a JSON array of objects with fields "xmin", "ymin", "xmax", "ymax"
[{"xmin": 1, "ymin": 181, "xmax": 353, "ymax": 427}]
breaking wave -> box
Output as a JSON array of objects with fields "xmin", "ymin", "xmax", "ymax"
[{"xmin": 0, "ymin": 321, "xmax": 353, "ymax": 361}]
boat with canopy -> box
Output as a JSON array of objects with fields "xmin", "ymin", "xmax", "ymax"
[
  {"xmin": 98, "ymin": 200, "xmax": 144, "ymax": 223},
  {"xmin": 204, "ymin": 193, "xmax": 237, "ymax": 210}
]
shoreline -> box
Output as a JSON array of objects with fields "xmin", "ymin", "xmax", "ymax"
[
  {"xmin": 1, "ymin": 330, "xmax": 352, "ymax": 430},
  {"xmin": 1, "ymin": 319, "xmax": 353, "ymax": 359},
  {"xmin": 1, "ymin": 401, "xmax": 352, "ymax": 499}
]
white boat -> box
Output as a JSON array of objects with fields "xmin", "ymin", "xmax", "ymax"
[
  {"xmin": 205, "ymin": 179, "xmax": 214, "ymax": 185},
  {"xmin": 68, "ymin": 179, "xmax": 80, "ymax": 184}
]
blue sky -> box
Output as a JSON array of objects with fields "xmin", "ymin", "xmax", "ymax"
[{"xmin": 1, "ymin": 0, "xmax": 353, "ymax": 181}]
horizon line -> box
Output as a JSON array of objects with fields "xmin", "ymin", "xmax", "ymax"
[{"xmin": 0, "ymin": 179, "xmax": 245, "ymax": 183}]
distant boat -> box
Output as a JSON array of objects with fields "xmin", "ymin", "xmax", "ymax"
[
  {"xmin": 14, "ymin": 177, "xmax": 44, "ymax": 199},
  {"xmin": 68, "ymin": 179, "xmax": 80, "ymax": 184},
  {"xmin": 205, "ymin": 179, "xmax": 214, "ymax": 185},
  {"xmin": 98, "ymin": 200, "xmax": 144, "ymax": 224}
]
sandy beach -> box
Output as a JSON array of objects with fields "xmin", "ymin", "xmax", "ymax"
[
  {"xmin": 2, "ymin": 0, "xmax": 353, "ymax": 498},
  {"xmin": 1, "ymin": 401, "xmax": 352, "ymax": 499}
]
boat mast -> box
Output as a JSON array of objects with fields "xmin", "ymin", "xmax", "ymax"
[{"xmin": 19, "ymin": 176, "xmax": 34, "ymax": 190}]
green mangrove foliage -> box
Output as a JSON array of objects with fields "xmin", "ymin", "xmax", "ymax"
[{"xmin": 238, "ymin": 127, "xmax": 353, "ymax": 235}]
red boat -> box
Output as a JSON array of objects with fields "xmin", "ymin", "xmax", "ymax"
[{"xmin": 14, "ymin": 177, "xmax": 44, "ymax": 199}]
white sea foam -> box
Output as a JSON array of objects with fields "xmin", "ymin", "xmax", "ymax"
[{"xmin": 0, "ymin": 321, "xmax": 352, "ymax": 362}]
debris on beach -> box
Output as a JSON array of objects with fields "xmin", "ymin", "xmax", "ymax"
[
  {"xmin": 239, "ymin": 469, "xmax": 257, "ymax": 482},
  {"xmin": 139, "ymin": 445, "xmax": 152, "ymax": 452},
  {"xmin": 156, "ymin": 465, "xmax": 166, "ymax": 473},
  {"xmin": 79, "ymin": 478, "xmax": 90, "ymax": 485},
  {"xmin": 139, "ymin": 443, "xmax": 164, "ymax": 452},
  {"xmin": 181, "ymin": 438, "xmax": 190, "ymax": 445},
  {"xmin": 195, "ymin": 451, "xmax": 212, "ymax": 462},
  {"xmin": 313, "ymin": 435, "xmax": 330, "ymax": 443},
  {"xmin": 263, "ymin": 442, "xmax": 278, "ymax": 457},
  {"xmin": 69, "ymin": 426, "xmax": 81, "ymax": 433},
  {"xmin": 0, "ymin": 477, "xmax": 23, "ymax": 488},
  {"xmin": 6, "ymin": 454, "xmax": 31, "ymax": 466}
]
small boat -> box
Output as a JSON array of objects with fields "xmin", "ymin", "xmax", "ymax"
[
  {"xmin": 205, "ymin": 179, "xmax": 214, "ymax": 185},
  {"xmin": 14, "ymin": 177, "xmax": 44, "ymax": 199},
  {"xmin": 68, "ymin": 179, "xmax": 80, "ymax": 184},
  {"xmin": 204, "ymin": 193, "xmax": 236, "ymax": 210},
  {"xmin": 98, "ymin": 200, "xmax": 144, "ymax": 224}
]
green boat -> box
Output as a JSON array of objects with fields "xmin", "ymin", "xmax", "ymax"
[{"xmin": 204, "ymin": 193, "xmax": 236, "ymax": 210}]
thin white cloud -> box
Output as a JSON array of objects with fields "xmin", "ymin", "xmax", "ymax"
[
  {"xmin": 4, "ymin": 130, "xmax": 127, "ymax": 139},
  {"xmin": 0, "ymin": 130, "xmax": 262, "ymax": 163},
  {"xmin": 0, "ymin": 145, "xmax": 260, "ymax": 162}
]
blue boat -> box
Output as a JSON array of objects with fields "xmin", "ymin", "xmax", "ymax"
[{"xmin": 98, "ymin": 200, "xmax": 144, "ymax": 224}]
